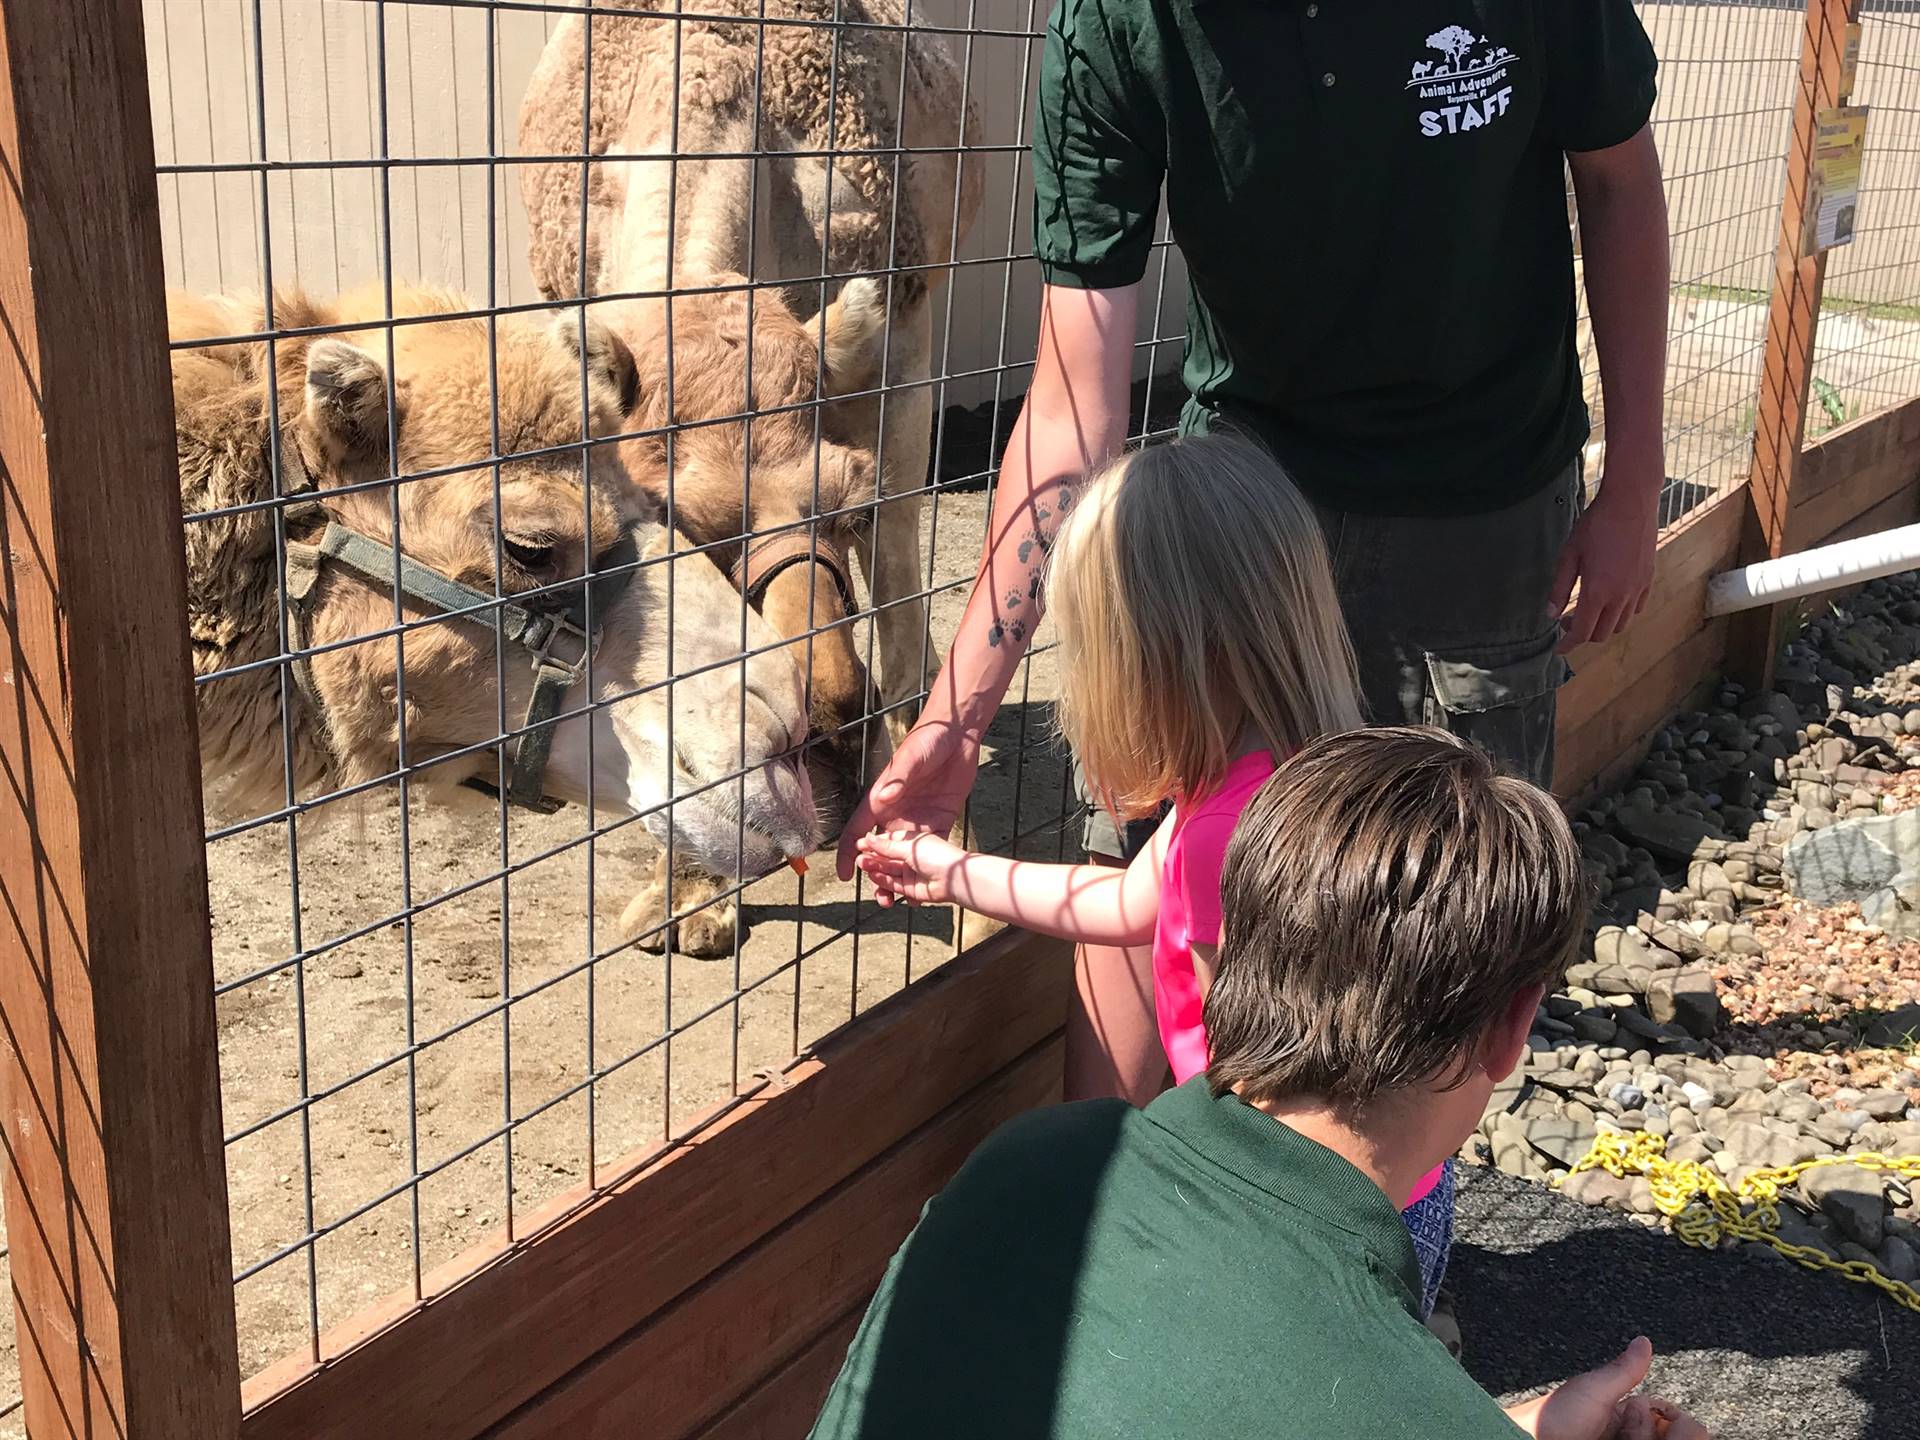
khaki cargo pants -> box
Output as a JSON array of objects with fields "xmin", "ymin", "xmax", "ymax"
[{"xmin": 1078, "ymin": 461, "xmax": 1580, "ymax": 859}]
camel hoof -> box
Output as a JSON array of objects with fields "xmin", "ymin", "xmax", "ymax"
[
  {"xmin": 622, "ymin": 883, "xmax": 674, "ymax": 954},
  {"xmin": 619, "ymin": 881, "xmax": 740, "ymax": 958},
  {"xmin": 676, "ymin": 900, "xmax": 740, "ymax": 959}
]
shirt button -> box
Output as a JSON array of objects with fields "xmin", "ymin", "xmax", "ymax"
[{"xmin": 1322, "ymin": 71, "xmax": 1336, "ymax": 87}]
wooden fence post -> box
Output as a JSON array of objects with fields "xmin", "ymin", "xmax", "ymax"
[
  {"xmin": 0, "ymin": 2, "xmax": 242, "ymax": 1437},
  {"xmin": 1730, "ymin": 0, "xmax": 1863, "ymax": 690}
]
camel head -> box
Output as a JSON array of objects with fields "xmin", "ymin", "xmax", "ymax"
[
  {"xmin": 604, "ymin": 275, "xmax": 899, "ymax": 836},
  {"xmin": 176, "ymin": 286, "xmax": 821, "ymax": 878}
]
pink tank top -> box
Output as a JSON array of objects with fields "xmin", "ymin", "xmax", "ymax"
[{"xmin": 1154, "ymin": 750, "xmax": 1441, "ymax": 1209}]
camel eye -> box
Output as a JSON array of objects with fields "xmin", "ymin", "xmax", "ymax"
[{"xmin": 501, "ymin": 535, "xmax": 556, "ymax": 572}]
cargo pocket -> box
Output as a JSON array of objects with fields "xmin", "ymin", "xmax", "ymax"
[{"xmin": 1422, "ymin": 634, "xmax": 1571, "ymax": 788}]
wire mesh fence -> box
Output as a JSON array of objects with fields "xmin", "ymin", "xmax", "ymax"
[
  {"xmin": 0, "ymin": 0, "xmax": 1900, "ymax": 1421},
  {"xmin": 1812, "ymin": 0, "xmax": 1920, "ymax": 424}
]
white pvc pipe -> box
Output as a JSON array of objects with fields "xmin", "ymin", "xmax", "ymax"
[{"xmin": 1705, "ymin": 522, "xmax": 1920, "ymax": 618}]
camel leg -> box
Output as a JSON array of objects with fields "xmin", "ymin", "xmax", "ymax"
[
  {"xmin": 621, "ymin": 849, "xmax": 741, "ymax": 959},
  {"xmin": 862, "ymin": 330, "xmax": 936, "ymax": 748}
]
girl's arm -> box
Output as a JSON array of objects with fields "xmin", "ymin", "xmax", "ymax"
[{"xmin": 856, "ymin": 815, "xmax": 1173, "ymax": 947}]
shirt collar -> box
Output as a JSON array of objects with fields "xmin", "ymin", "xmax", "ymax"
[{"xmin": 1143, "ymin": 1078, "xmax": 1425, "ymax": 1310}]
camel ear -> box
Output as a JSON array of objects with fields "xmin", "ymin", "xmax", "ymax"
[
  {"xmin": 304, "ymin": 339, "xmax": 390, "ymax": 461},
  {"xmin": 554, "ymin": 310, "xmax": 642, "ymax": 427},
  {"xmin": 821, "ymin": 277, "xmax": 888, "ymax": 397}
]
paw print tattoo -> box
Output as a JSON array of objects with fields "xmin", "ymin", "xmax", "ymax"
[{"xmin": 987, "ymin": 621, "xmax": 1006, "ymax": 647}]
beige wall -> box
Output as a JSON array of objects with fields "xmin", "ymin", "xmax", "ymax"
[
  {"xmin": 144, "ymin": 0, "xmax": 1186, "ymax": 411},
  {"xmin": 143, "ymin": 2, "xmax": 1916, "ymax": 419}
]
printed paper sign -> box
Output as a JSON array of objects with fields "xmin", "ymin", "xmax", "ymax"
[
  {"xmin": 1804, "ymin": 105, "xmax": 1868, "ymax": 255},
  {"xmin": 1839, "ymin": 22, "xmax": 1862, "ymax": 99}
]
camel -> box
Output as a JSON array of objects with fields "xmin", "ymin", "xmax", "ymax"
[
  {"xmin": 518, "ymin": 0, "xmax": 982, "ymax": 954},
  {"xmin": 175, "ymin": 282, "xmax": 829, "ymax": 890}
]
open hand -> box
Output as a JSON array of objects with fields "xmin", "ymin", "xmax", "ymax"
[
  {"xmin": 1504, "ymin": 1337, "xmax": 1708, "ymax": 1440},
  {"xmin": 855, "ymin": 827, "xmax": 970, "ymax": 909},
  {"xmin": 836, "ymin": 717, "xmax": 981, "ymax": 880}
]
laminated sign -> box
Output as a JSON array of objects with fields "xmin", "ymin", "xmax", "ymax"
[{"xmin": 1804, "ymin": 105, "xmax": 1868, "ymax": 256}]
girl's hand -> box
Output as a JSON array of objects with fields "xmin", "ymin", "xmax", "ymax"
[{"xmin": 856, "ymin": 828, "xmax": 969, "ymax": 908}]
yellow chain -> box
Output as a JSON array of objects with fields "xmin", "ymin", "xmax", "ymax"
[{"xmin": 1557, "ymin": 1129, "xmax": 1920, "ymax": 1315}]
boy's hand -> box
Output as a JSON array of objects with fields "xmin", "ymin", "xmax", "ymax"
[
  {"xmin": 1503, "ymin": 1338, "xmax": 1708, "ymax": 1440},
  {"xmin": 855, "ymin": 827, "xmax": 969, "ymax": 909}
]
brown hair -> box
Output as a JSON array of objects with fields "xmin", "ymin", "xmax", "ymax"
[
  {"xmin": 1204, "ymin": 727, "xmax": 1584, "ymax": 1110},
  {"xmin": 1045, "ymin": 432, "xmax": 1363, "ymax": 818}
]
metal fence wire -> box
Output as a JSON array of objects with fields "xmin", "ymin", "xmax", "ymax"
[{"xmin": 0, "ymin": 0, "xmax": 1883, "ymax": 1415}]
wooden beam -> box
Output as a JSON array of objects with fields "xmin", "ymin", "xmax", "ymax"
[
  {"xmin": 242, "ymin": 927, "xmax": 1072, "ymax": 1440},
  {"xmin": 483, "ymin": 1038, "xmax": 1064, "ymax": 1440},
  {"xmin": 0, "ymin": 2, "xmax": 242, "ymax": 1437},
  {"xmin": 1556, "ymin": 486, "xmax": 1748, "ymax": 752},
  {"xmin": 1729, "ymin": 0, "xmax": 1864, "ymax": 688},
  {"xmin": 1788, "ymin": 396, "xmax": 1920, "ymax": 546},
  {"xmin": 694, "ymin": 1308, "xmax": 866, "ymax": 1440}
]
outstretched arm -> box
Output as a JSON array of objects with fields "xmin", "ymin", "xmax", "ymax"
[
  {"xmin": 856, "ymin": 813, "xmax": 1171, "ymax": 947},
  {"xmin": 834, "ymin": 284, "xmax": 1138, "ymax": 877}
]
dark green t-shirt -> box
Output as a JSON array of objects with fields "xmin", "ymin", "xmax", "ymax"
[
  {"xmin": 810, "ymin": 1080, "xmax": 1523, "ymax": 1438},
  {"xmin": 1032, "ymin": 0, "xmax": 1658, "ymax": 515}
]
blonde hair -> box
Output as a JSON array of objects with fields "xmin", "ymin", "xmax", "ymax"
[{"xmin": 1047, "ymin": 431, "xmax": 1363, "ymax": 817}]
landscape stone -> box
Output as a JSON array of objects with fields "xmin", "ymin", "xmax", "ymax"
[
  {"xmin": 1856, "ymin": 1090, "xmax": 1912, "ymax": 1121},
  {"xmin": 1774, "ymin": 1215, "xmax": 1842, "ymax": 1261},
  {"xmin": 1722, "ymin": 1120, "xmax": 1821, "ymax": 1171},
  {"xmin": 1570, "ymin": 1012, "xmax": 1620, "ymax": 1044},
  {"xmin": 1862, "ymin": 1002, "xmax": 1920, "ymax": 1048},
  {"xmin": 1880, "ymin": 1236, "xmax": 1920, "ymax": 1283},
  {"xmin": 1645, "ymin": 968, "xmax": 1723, "ymax": 1038},
  {"xmin": 1614, "ymin": 805, "xmax": 1720, "ymax": 865},
  {"xmin": 1522, "ymin": 1113, "xmax": 1600, "ymax": 1168},
  {"xmin": 1561, "ymin": 1169, "xmax": 1632, "ymax": 1209},
  {"xmin": 1783, "ymin": 808, "xmax": 1920, "ymax": 912},
  {"xmin": 1802, "ymin": 1163, "xmax": 1888, "ymax": 1249}
]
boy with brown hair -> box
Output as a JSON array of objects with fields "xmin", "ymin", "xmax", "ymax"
[{"xmin": 812, "ymin": 728, "xmax": 1708, "ymax": 1440}]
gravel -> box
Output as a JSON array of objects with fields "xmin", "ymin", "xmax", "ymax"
[{"xmin": 1452, "ymin": 1167, "xmax": 1918, "ymax": 1438}]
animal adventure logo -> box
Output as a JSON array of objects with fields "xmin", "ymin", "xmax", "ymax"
[{"xmin": 1406, "ymin": 24, "xmax": 1517, "ymax": 137}]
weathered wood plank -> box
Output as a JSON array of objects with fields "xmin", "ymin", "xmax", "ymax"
[
  {"xmin": 0, "ymin": 1, "xmax": 242, "ymax": 1434},
  {"xmin": 484, "ymin": 1037, "xmax": 1063, "ymax": 1440},
  {"xmin": 1730, "ymin": 0, "xmax": 1864, "ymax": 686},
  {"xmin": 243, "ymin": 927, "xmax": 1072, "ymax": 1440}
]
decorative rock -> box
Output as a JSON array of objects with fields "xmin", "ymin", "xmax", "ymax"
[
  {"xmin": 1777, "ymin": 1096, "xmax": 1822, "ymax": 1125},
  {"xmin": 1881, "ymin": 1236, "xmax": 1920, "ymax": 1283},
  {"xmin": 1783, "ymin": 809, "xmax": 1920, "ymax": 911},
  {"xmin": 1722, "ymin": 1119, "xmax": 1822, "ymax": 1171},
  {"xmin": 1802, "ymin": 1163, "xmax": 1888, "ymax": 1250},
  {"xmin": 1680, "ymin": 1081, "xmax": 1715, "ymax": 1113},
  {"xmin": 1614, "ymin": 805, "xmax": 1719, "ymax": 865},
  {"xmin": 1775, "ymin": 1215, "xmax": 1842, "ymax": 1261},
  {"xmin": 1857, "ymin": 1090, "xmax": 1912, "ymax": 1122},
  {"xmin": 1570, "ymin": 1012, "xmax": 1620, "ymax": 1044},
  {"xmin": 1561, "ymin": 1169, "xmax": 1632, "ymax": 1209},
  {"xmin": 1593, "ymin": 926, "xmax": 1682, "ymax": 972},
  {"xmin": 1862, "ymin": 1002, "xmax": 1920, "ymax": 1048},
  {"xmin": 1521, "ymin": 1113, "xmax": 1599, "ymax": 1168},
  {"xmin": 1665, "ymin": 1134, "xmax": 1716, "ymax": 1165},
  {"xmin": 1645, "ymin": 967, "xmax": 1723, "ymax": 1038}
]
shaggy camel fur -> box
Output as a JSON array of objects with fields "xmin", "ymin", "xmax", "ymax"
[
  {"xmin": 519, "ymin": 0, "xmax": 981, "ymax": 954},
  {"xmin": 175, "ymin": 284, "xmax": 819, "ymax": 884}
]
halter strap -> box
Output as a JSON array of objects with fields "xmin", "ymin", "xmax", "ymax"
[
  {"xmin": 732, "ymin": 529, "xmax": 857, "ymax": 618},
  {"xmin": 276, "ymin": 437, "xmax": 639, "ymax": 812}
]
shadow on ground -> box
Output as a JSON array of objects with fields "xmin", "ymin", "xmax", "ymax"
[{"xmin": 1452, "ymin": 1167, "xmax": 1915, "ymax": 1438}]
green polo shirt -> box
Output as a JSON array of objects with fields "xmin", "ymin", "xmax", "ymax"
[
  {"xmin": 1032, "ymin": 0, "xmax": 1657, "ymax": 515},
  {"xmin": 810, "ymin": 1080, "xmax": 1522, "ymax": 1438}
]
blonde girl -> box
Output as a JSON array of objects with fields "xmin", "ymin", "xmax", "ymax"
[{"xmin": 856, "ymin": 431, "xmax": 1456, "ymax": 1316}]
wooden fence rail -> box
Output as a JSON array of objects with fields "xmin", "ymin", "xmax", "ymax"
[{"xmin": 0, "ymin": 1, "xmax": 241, "ymax": 1437}]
